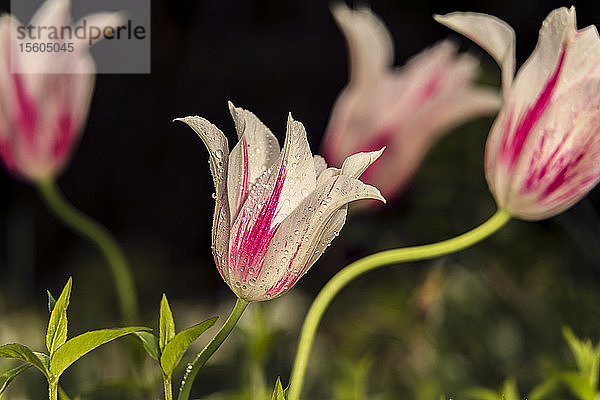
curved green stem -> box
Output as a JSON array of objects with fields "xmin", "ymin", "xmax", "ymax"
[
  {"xmin": 287, "ymin": 209, "xmax": 511, "ymax": 400},
  {"xmin": 177, "ymin": 297, "xmax": 249, "ymax": 400},
  {"xmin": 37, "ymin": 178, "xmax": 139, "ymax": 324}
]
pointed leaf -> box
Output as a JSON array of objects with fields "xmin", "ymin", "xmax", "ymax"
[
  {"xmin": 134, "ymin": 331, "xmax": 160, "ymax": 361},
  {"xmin": 50, "ymin": 326, "xmax": 151, "ymax": 379},
  {"xmin": 560, "ymin": 371, "xmax": 596, "ymax": 400},
  {"xmin": 46, "ymin": 277, "xmax": 72, "ymax": 356},
  {"xmin": 160, "ymin": 317, "xmax": 217, "ymax": 377},
  {"xmin": 33, "ymin": 352, "xmax": 51, "ymax": 373},
  {"xmin": 0, "ymin": 344, "xmax": 49, "ymax": 378},
  {"xmin": 0, "ymin": 364, "xmax": 31, "ymax": 395},
  {"xmin": 47, "ymin": 291, "xmax": 56, "ymax": 313},
  {"xmin": 528, "ymin": 377, "xmax": 561, "ymax": 400},
  {"xmin": 159, "ymin": 294, "xmax": 176, "ymax": 352},
  {"xmin": 563, "ymin": 327, "xmax": 600, "ymax": 389},
  {"xmin": 271, "ymin": 377, "xmax": 286, "ymax": 400}
]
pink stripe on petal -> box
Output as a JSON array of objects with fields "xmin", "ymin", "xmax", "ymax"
[
  {"xmin": 540, "ymin": 151, "xmax": 585, "ymax": 198},
  {"xmin": 265, "ymin": 176, "xmax": 341, "ymax": 298},
  {"xmin": 230, "ymin": 160, "xmax": 288, "ymax": 283},
  {"xmin": 501, "ymin": 46, "xmax": 566, "ymax": 168},
  {"xmin": 52, "ymin": 113, "xmax": 74, "ymax": 159},
  {"xmin": 13, "ymin": 74, "xmax": 37, "ymax": 146}
]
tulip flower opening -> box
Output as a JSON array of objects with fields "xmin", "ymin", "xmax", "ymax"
[
  {"xmin": 0, "ymin": 0, "xmax": 121, "ymax": 182},
  {"xmin": 176, "ymin": 103, "xmax": 386, "ymax": 302},
  {"xmin": 322, "ymin": 4, "xmax": 500, "ymax": 203},
  {"xmin": 436, "ymin": 7, "xmax": 600, "ymax": 220}
]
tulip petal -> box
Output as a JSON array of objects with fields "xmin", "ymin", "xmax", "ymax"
[
  {"xmin": 40, "ymin": 55, "xmax": 95, "ymax": 175},
  {"xmin": 313, "ymin": 155, "xmax": 328, "ymax": 178},
  {"xmin": 227, "ymin": 102, "xmax": 280, "ymax": 222},
  {"xmin": 434, "ymin": 11, "xmax": 515, "ymax": 94},
  {"xmin": 340, "ymin": 148, "xmax": 385, "ymax": 178},
  {"xmin": 271, "ymin": 114, "xmax": 317, "ymax": 224},
  {"xmin": 331, "ymin": 3, "xmax": 393, "ymax": 87},
  {"xmin": 175, "ymin": 116, "xmax": 232, "ymax": 279},
  {"xmin": 71, "ymin": 12, "xmax": 125, "ymax": 51},
  {"xmin": 225, "ymin": 114, "xmax": 316, "ymax": 297},
  {"xmin": 30, "ymin": 0, "xmax": 71, "ymax": 31},
  {"xmin": 316, "ymin": 167, "xmax": 341, "ymax": 186},
  {"xmin": 505, "ymin": 80, "xmax": 600, "ymax": 220},
  {"xmin": 0, "ymin": 15, "xmax": 19, "ymax": 141},
  {"xmin": 246, "ymin": 175, "xmax": 384, "ymax": 301},
  {"xmin": 505, "ymin": 7, "xmax": 600, "ymax": 123}
]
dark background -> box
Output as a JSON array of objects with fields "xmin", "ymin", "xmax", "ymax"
[{"xmin": 1, "ymin": 1, "xmax": 600, "ymax": 399}]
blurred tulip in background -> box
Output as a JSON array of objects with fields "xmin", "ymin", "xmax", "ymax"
[
  {"xmin": 322, "ymin": 4, "xmax": 500, "ymax": 203},
  {"xmin": 0, "ymin": 0, "xmax": 119, "ymax": 182}
]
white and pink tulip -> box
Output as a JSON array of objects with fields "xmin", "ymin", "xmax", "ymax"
[
  {"xmin": 177, "ymin": 103, "xmax": 385, "ymax": 301},
  {"xmin": 322, "ymin": 4, "xmax": 500, "ymax": 203},
  {"xmin": 437, "ymin": 7, "xmax": 600, "ymax": 220},
  {"xmin": 0, "ymin": 0, "xmax": 119, "ymax": 182}
]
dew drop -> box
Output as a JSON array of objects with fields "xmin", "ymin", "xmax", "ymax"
[{"xmin": 215, "ymin": 149, "xmax": 224, "ymax": 159}]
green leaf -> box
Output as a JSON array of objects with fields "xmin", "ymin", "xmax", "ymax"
[
  {"xmin": 528, "ymin": 377, "xmax": 561, "ymax": 400},
  {"xmin": 0, "ymin": 363, "xmax": 31, "ymax": 395},
  {"xmin": 159, "ymin": 294, "xmax": 176, "ymax": 352},
  {"xmin": 134, "ymin": 331, "xmax": 161, "ymax": 361},
  {"xmin": 563, "ymin": 327, "xmax": 600, "ymax": 391},
  {"xmin": 271, "ymin": 377, "xmax": 286, "ymax": 400},
  {"xmin": 0, "ymin": 343, "xmax": 49, "ymax": 378},
  {"xmin": 47, "ymin": 291, "xmax": 56, "ymax": 313},
  {"xmin": 46, "ymin": 277, "xmax": 72, "ymax": 356},
  {"xmin": 34, "ymin": 352, "xmax": 51, "ymax": 373},
  {"xmin": 50, "ymin": 326, "xmax": 151, "ymax": 379},
  {"xmin": 561, "ymin": 371, "xmax": 596, "ymax": 400},
  {"xmin": 160, "ymin": 317, "xmax": 217, "ymax": 377}
]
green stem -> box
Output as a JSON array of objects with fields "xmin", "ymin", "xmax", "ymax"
[
  {"xmin": 177, "ymin": 297, "xmax": 249, "ymax": 400},
  {"xmin": 49, "ymin": 382, "xmax": 58, "ymax": 400},
  {"xmin": 163, "ymin": 374, "xmax": 173, "ymax": 400},
  {"xmin": 37, "ymin": 178, "xmax": 139, "ymax": 324},
  {"xmin": 287, "ymin": 209, "xmax": 511, "ymax": 400}
]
